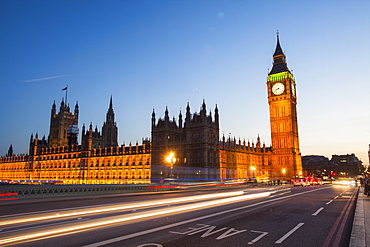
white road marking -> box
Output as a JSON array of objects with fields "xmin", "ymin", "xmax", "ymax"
[
  {"xmin": 248, "ymin": 230, "xmax": 268, "ymax": 244},
  {"xmin": 269, "ymin": 191, "xmax": 291, "ymax": 198},
  {"xmin": 215, "ymin": 228, "xmax": 246, "ymax": 240},
  {"xmin": 275, "ymin": 223, "xmax": 304, "ymax": 244},
  {"xmin": 326, "ymin": 200, "xmax": 333, "ymax": 205},
  {"xmin": 84, "ymin": 188, "xmax": 327, "ymax": 247},
  {"xmin": 312, "ymin": 207, "xmax": 324, "ymax": 216},
  {"xmin": 170, "ymin": 224, "xmax": 209, "ymax": 235},
  {"xmin": 137, "ymin": 244, "xmax": 162, "ymax": 247},
  {"xmin": 189, "ymin": 225, "xmax": 227, "ymax": 237}
]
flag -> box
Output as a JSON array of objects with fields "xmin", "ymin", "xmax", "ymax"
[{"xmin": 62, "ymin": 86, "xmax": 67, "ymax": 91}]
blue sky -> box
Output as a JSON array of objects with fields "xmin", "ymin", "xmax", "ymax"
[{"xmin": 1, "ymin": 0, "xmax": 370, "ymax": 165}]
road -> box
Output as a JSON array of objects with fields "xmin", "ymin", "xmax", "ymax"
[{"xmin": 0, "ymin": 184, "xmax": 357, "ymax": 247}]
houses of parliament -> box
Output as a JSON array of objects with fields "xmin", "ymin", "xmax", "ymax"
[{"xmin": 0, "ymin": 37, "xmax": 303, "ymax": 184}]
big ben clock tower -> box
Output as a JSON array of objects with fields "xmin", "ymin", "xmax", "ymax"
[{"xmin": 267, "ymin": 34, "xmax": 302, "ymax": 179}]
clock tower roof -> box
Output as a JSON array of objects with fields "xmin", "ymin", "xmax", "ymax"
[
  {"xmin": 269, "ymin": 34, "xmax": 291, "ymax": 75},
  {"xmin": 273, "ymin": 35, "xmax": 284, "ymax": 57}
]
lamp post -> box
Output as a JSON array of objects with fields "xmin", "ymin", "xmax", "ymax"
[
  {"xmin": 250, "ymin": 166, "xmax": 256, "ymax": 178},
  {"xmin": 166, "ymin": 152, "xmax": 176, "ymax": 180},
  {"xmin": 282, "ymin": 168, "xmax": 286, "ymax": 183}
]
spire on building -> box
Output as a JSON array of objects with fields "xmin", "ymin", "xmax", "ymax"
[
  {"xmin": 51, "ymin": 100, "xmax": 56, "ymax": 115},
  {"xmin": 7, "ymin": 144, "xmax": 13, "ymax": 157},
  {"xmin": 106, "ymin": 96, "xmax": 115, "ymax": 123},
  {"xmin": 165, "ymin": 106, "xmax": 169, "ymax": 121},
  {"xmin": 273, "ymin": 31, "xmax": 284, "ymax": 56},
  {"xmin": 109, "ymin": 95, "xmax": 113, "ymax": 109},
  {"xmin": 178, "ymin": 110, "xmax": 183, "ymax": 128},
  {"xmin": 214, "ymin": 104, "xmax": 219, "ymax": 125},
  {"xmin": 269, "ymin": 33, "xmax": 291, "ymax": 75},
  {"xmin": 102, "ymin": 96, "xmax": 118, "ymax": 147},
  {"xmin": 152, "ymin": 109, "xmax": 156, "ymax": 126},
  {"xmin": 202, "ymin": 99, "xmax": 206, "ymax": 111},
  {"xmin": 185, "ymin": 102, "xmax": 191, "ymax": 121}
]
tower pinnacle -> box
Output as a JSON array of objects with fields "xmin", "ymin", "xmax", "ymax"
[{"xmin": 269, "ymin": 34, "xmax": 290, "ymax": 75}]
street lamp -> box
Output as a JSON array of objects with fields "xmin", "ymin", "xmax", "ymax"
[
  {"xmin": 166, "ymin": 152, "xmax": 176, "ymax": 179},
  {"xmin": 250, "ymin": 166, "xmax": 256, "ymax": 178},
  {"xmin": 282, "ymin": 168, "xmax": 286, "ymax": 183}
]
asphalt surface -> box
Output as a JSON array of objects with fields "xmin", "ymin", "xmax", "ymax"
[{"xmin": 0, "ymin": 184, "xmax": 358, "ymax": 247}]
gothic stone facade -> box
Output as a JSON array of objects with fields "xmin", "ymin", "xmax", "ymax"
[{"xmin": 0, "ymin": 37, "xmax": 302, "ymax": 184}]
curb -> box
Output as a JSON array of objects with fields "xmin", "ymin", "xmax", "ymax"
[{"xmin": 349, "ymin": 186, "xmax": 366, "ymax": 247}]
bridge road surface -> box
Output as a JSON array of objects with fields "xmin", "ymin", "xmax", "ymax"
[{"xmin": 0, "ymin": 184, "xmax": 357, "ymax": 247}]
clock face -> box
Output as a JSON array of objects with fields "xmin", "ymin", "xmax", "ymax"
[
  {"xmin": 291, "ymin": 83, "xmax": 296, "ymax": 96},
  {"xmin": 272, "ymin": 82, "xmax": 285, "ymax": 95}
]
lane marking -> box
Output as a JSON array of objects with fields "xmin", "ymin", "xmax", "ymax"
[
  {"xmin": 84, "ymin": 188, "xmax": 327, "ymax": 247},
  {"xmin": 326, "ymin": 200, "xmax": 333, "ymax": 205},
  {"xmin": 312, "ymin": 207, "xmax": 324, "ymax": 216},
  {"xmin": 269, "ymin": 191, "xmax": 291, "ymax": 198},
  {"xmin": 275, "ymin": 223, "xmax": 304, "ymax": 244},
  {"xmin": 248, "ymin": 230, "xmax": 268, "ymax": 245},
  {"xmin": 215, "ymin": 228, "xmax": 246, "ymax": 240},
  {"xmin": 332, "ymin": 188, "xmax": 357, "ymax": 247},
  {"xmin": 322, "ymin": 187, "xmax": 357, "ymax": 247},
  {"xmin": 137, "ymin": 244, "xmax": 162, "ymax": 247}
]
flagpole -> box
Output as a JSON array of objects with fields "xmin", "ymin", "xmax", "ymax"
[{"xmin": 65, "ymin": 85, "xmax": 68, "ymax": 106}]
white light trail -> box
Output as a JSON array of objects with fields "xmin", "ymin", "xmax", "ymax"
[
  {"xmin": 0, "ymin": 192, "xmax": 270, "ymax": 245},
  {"xmin": 0, "ymin": 191, "xmax": 245, "ymax": 227}
]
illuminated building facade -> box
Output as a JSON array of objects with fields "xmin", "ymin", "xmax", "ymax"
[
  {"xmin": 1, "ymin": 97, "xmax": 151, "ymax": 184},
  {"xmin": 219, "ymin": 136, "xmax": 272, "ymax": 181},
  {"xmin": 0, "ymin": 36, "xmax": 302, "ymax": 184},
  {"xmin": 266, "ymin": 34, "xmax": 303, "ymax": 179},
  {"xmin": 49, "ymin": 99, "xmax": 79, "ymax": 147},
  {"xmin": 151, "ymin": 101, "xmax": 220, "ymax": 180}
]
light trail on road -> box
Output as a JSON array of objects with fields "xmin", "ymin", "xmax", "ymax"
[
  {"xmin": 0, "ymin": 190, "xmax": 246, "ymax": 227},
  {"xmin": 0, "ymin": 191, "xmax": 271, "ymax": 245}
]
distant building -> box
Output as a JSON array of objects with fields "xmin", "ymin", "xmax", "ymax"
[
  {"xmin": 302, "ymin": 155, "xmax": 329, "ymax": 177},
  {"xmin": 302, "ymin": 154, "xmax": 364, "ymax": 178},
  {"xmin": 330, "ymin": 154, "xmax": 364, "ymax": 177}
]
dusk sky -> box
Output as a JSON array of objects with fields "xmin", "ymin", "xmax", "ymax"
[{"xmin": 1, "ymin": 1, "xmax": 370, "ymax": 165}]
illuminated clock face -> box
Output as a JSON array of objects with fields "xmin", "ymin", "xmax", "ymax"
[
  {"xmin": 272, "ymin": 82, "xmax": 285, "ymax": 95},
  {"xmin": 291, "ymin": 83, "xmax": 296, "ymax": 96}
]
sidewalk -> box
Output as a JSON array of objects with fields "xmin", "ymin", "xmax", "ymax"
[{"xmin": 350, "ymin": 186, "xmax": 369, "ymax": 246}]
